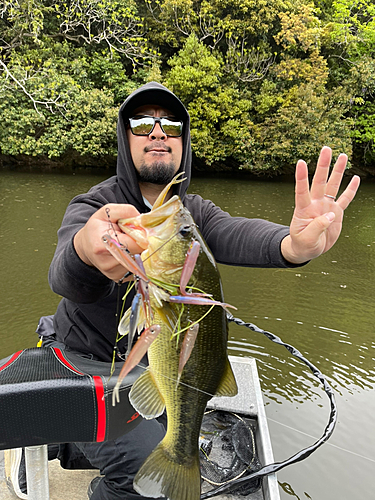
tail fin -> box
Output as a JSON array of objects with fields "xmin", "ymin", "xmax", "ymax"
[{"xmin": 134, "ymin": 441, "xmax": 201, "ymax": 500}]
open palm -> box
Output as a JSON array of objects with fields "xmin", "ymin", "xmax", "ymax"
[{"xmin": 281, "ymin": 147, "xmax": 361, "ymax": 264}]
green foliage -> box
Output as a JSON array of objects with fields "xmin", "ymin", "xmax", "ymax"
[
  {"xmin": 0, "ymin": 38, "xmax": 137, "ymax": 158},
  {"xmin": 0, "ymin": 78, "xmax": 119, "ymax": 158},
  {"xmin": 166, "ymin": 35, "xmax": 252, "ymax": 166},
  {"xmin": 323, "ymin": 0, "xmax": 375, "ymax": 166},
  {"xmin": 1, "ymin": 0, "xmax": 375, "ymax": 173},
  {"xmin": 249, "ymin": 84, "xmax": 352, "ymax": 172},
  {"xmin": 329, "ymin": 0, "xmax": 375, "ymax": 56},
  {"xmin": 0, "ymin": 0, "xmax": 151, "ymax": 161},
  {"xmin": 348, "ymin": 58, "xmax": 375, "ymax": 164}
]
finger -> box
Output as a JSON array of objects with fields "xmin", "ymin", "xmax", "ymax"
[
  {"xmin": 105, "ymin": 225, "xmax": 145, "ymax": 256},
  {"xmin": 295, "ymin": 160, "xmax": 311, "ymax": 211},
  {"xmin": 116, "ymin": 232, "xmax": 145, "ymax": 256},
  {"xmin": 310, "ymin": 146, "xmax": 332, "ymax": 199},
  {"xmin": 99, "ymin": 204, "xmax": 143, "ymax": 253},
  {"xmin": 97, "ymin": 203, "xmax": 140, "ymax": 223},
  {"xmin": 336, "ymin": 175, "xmax": 361, "ymax": 211},
  {"xmin": 302, "ymin": 212, "xmax": 336, "ymax": 246},
  {"xmin": 325, "ymin": 154, "xmax": 347, "ymax": 197},
  {"xmin": 93, "ymin": 205, "xmax": 143, "ymax": 257}
]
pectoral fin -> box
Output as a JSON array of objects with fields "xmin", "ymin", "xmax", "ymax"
[
  {"xmin": 215, "ymin": 358, "xmax": 238, "ymax": 397},
  {"xmin": 129, "ymin": 369, "xmax": 166, "ymax": 419}
]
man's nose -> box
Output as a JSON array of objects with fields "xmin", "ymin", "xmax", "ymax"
[{"xmin": 150, "ymin": 122, "xmax": 166, "ymax": 140}]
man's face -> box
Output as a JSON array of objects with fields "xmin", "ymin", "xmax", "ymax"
[{"xmin": 126, "ymin": 104, "xmax": 183, "ymax": 185}]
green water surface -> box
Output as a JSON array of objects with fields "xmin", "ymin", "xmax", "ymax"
[{"xmin": 0, "ymin": 169, "xmax": 374, "ymax": 500}]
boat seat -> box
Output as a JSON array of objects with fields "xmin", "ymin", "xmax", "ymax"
[{"xmin": 0, "ymin": 347, "xmax": 143, "ymax": 451}]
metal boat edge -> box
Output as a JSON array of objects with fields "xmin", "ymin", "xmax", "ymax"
[{"xmin": 205, "ymin": 355, "xmax": 281, "ymax": 500}]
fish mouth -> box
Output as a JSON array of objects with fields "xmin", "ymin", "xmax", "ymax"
[
  {"xmin": 118, "ymin": 197, "xmax": 182, "ymax": 247},
  {"xmin": 118, "ymin": 173, "xmax": 188, "ymax": 249}
]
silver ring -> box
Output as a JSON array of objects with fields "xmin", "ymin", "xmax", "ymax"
[{"xmin": 324, "ymin": 194, "xmax": 336, "ymax": 200}]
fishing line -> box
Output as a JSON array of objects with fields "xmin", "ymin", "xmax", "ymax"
[
  {"xmin": 141, "ymin": 226, "xmax": 193, "ymax": 265},
  {"xmin": 112, "ymin": 263, "xmax": 338, "ymax": 494},
  {"xmin": 125, "ymin": 361, "xmax": 217, "ymax": 399},
  {"xmin": 105, "ymin": 197, "xmax": 338, "ymax": 494},
  {"xmin": 112, "ymin": 282, "xmax": 338, "ymax": 494},
  {"xmin": 267, "ymin": 417, "xmax": 375, "ymax": 463},
  {"xmin": 200, "ymin": 314, "xmax": 338, "ymax": 498}
]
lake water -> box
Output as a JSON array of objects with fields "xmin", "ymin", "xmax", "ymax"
[{"xmin": 0, "ymin": 169, "xmax": 374, "ymax": 499}]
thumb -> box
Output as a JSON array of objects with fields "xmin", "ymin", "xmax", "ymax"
[
  {"xmin": 324, "ymin": 212, "xmax": 336, "ymax": 223},
  {"xmin": 307, "ymin": 212, "xmax": 335, "ymax": 238}
]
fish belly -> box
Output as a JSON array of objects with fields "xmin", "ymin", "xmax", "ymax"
[{"xmin": 132, "ymin": 306, "xmax": 229, "ymax": 500}]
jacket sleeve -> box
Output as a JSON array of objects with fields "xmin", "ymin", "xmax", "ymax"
[
  {"xmin": 48, "ymin": 194, "xmax": 115, "ymax": 304},
  {"xmin": 185, "ymin": 195, "xmax": 303, "ymax": 268}
]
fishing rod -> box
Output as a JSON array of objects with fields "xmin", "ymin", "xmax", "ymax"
[{"xmin": 200, "ymin": 313, "xmax": 338, "ymax": 499}]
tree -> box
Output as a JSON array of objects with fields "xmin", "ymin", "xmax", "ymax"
[
  {"xmin": 322, "ymin": 0, "xmax": 375, "ymax": 165},
  {"xmin": 166, "ymin": 34, "xmax": 253, "ymax": 168},
  {"xmin": 1, "ymin": 0, "xmax": 375, "ymax": 173},
  {"xmin": 249, "ymin": 83, "xmax": 352, "ymax": 172},
  {"xmin": 0, "ymin": 0, "xmax": 152, "ymax": 163}
]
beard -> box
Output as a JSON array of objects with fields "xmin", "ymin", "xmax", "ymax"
[{"xmin": 136, "ymin": 160, "xmax": 178, "ymax": 185}]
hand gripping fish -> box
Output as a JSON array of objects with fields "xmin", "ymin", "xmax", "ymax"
[{"xmin": 108, "ymin": 173, "xmax": 238, "ymax": 500}]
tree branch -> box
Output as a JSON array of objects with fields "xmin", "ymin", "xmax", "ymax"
[
  {"xmin": 226, "ymin": 35, "xmax": 275, "ymax": 82},
  {"xmin": 0, "ymin": 60, "xmax": 65, "ymax": 115}
]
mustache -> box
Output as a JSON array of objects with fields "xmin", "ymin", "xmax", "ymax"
[{"xmin": 144, "ymin": 142, "xmax": 171, "ymax": 153}]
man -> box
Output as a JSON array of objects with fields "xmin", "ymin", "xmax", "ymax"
[{"xmin": 46, "ymin": 82, "xmax": 360, "ymax": 498}]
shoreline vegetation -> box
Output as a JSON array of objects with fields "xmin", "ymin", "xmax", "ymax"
[
  {"xmin": 1, "ymin": 0, "xmax": 375, "ymax": 177},
  {"xmin": 1, "ymin": 153, "xmax": 373, "ymax": 178}
]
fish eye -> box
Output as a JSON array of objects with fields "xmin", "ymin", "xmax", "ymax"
[{"xmin": 179, "ymin": 225, "xmax": 192, "ymax": 237}]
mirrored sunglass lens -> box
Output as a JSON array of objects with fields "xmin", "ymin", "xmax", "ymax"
[
  {"xmin": 160, "ymin": 118, "xmax": 183, "ymax": 137},
  {"xmin": 129, "ymin": 117, "xmax": 154, "ymax": 135}
]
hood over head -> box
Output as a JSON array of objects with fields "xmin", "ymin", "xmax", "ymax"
[{"xmin": 116, "ymin": 82, "xmax": 192, "ymax": 212}]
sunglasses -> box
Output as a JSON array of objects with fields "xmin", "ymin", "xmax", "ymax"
[{"xmin": 128, "ymin": 115, "xmax": 183, "ymax": 137}]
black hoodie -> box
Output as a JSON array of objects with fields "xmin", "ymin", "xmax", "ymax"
[{"xmin": 49, "ymin": 82, "xmax": 292, "ymax": 361}]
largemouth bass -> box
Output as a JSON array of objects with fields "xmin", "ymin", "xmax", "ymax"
[{"xmin": 115, "ymin": 175, "xmax": 238, "ymax": 500}]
